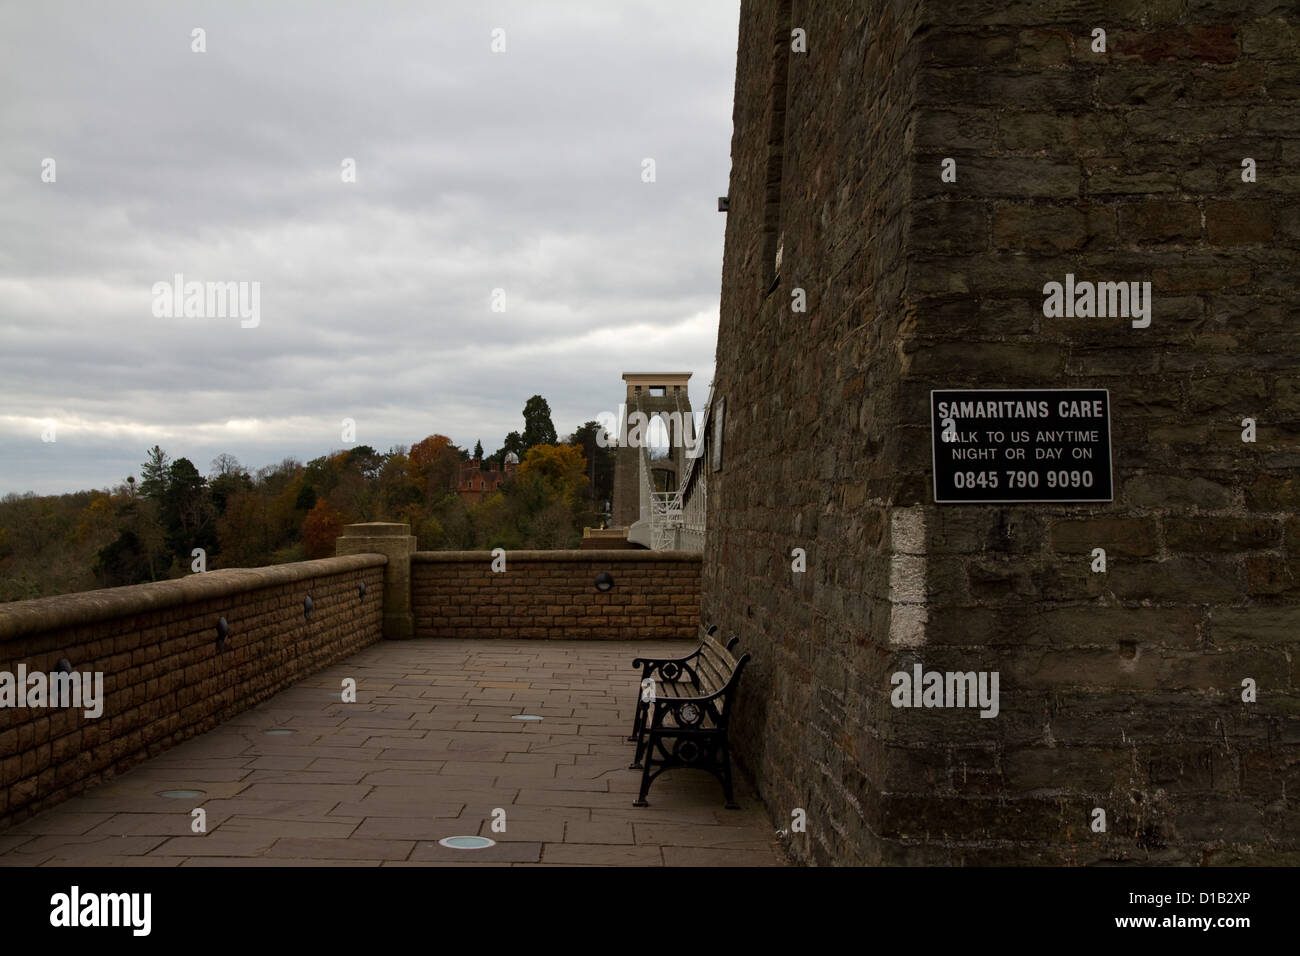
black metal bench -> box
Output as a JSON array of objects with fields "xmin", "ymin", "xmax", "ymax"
[
  {"xmin": 628, "ymin": 625, "xmax": 737, "ymax": 745},
  {"xmin": 628, "ymin": 627, "xmax": 750, "ymax": 809}
]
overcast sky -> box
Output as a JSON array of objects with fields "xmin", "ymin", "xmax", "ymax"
[{"xmin": 0, "ymin": 0, "xmax": 737, "ymax": 495}]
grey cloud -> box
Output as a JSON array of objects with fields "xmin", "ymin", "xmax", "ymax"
[{"xmin": 0, "ymin": 0, "xmax": 735, "ymax": 493}]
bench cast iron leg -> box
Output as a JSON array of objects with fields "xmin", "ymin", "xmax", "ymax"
[
  {"xmin": 628, "ymin": 696, "xmax": 645, "ymax": 743},
  {"xmin": 633, "ymin": 733, "xmax": 656, "ymax": 806},
  {"xmin": 720, "ymin": 739, "xmax": 739, "ymax": 809}
]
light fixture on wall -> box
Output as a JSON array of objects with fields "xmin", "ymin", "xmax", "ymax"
[
  {"xmin": 595, "ymin": 572, "xmax": 614, "ymax": 592},
  {"xmin": 216, "ymin": 616, "xmax": 229, "ymax": 650},
  {"xmin": 304, "ymin": 595, "xmax": 314, "ymax": 620},
  {"xmin": 359, "ymin": 581, "xmax": 367, "ymax": 601}
]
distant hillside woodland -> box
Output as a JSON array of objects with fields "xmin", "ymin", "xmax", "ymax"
[{"xmin": 0, "ymin": 396, "xmax": 616, "ymax": 602}]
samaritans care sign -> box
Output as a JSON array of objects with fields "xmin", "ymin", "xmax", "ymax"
[{"xmin": 931, "ymin": 389, "xmax": 1113, "ymax": 504}]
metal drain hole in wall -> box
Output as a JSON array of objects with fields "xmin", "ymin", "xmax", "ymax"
[
  {"xmin": 511, "ymin": 715, "xmax": 543, "ymax": 721},
  {"xmin": 263, "ymin": 729, "xmax": 296, "ymax": 735},
  {"xmin": 159, "ymin": 789, "xmax": 205, "ymax": 799},
  {"xmin": 439, "ymin": 836, "xmax": 496, "ymax": 849}
]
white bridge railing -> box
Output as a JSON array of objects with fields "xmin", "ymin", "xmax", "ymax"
[
  {"xmin": 678, "ymin": 462, "xmax": 706, "ymax": 552},
  {"xmin": 639, "ymin": 443, "xmax": 682, "ymax": 551}
]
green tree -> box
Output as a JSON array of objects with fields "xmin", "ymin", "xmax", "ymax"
[
  {"xmin": 139, "ymin": 445, "xmax": 170, "ymax": 499},
  {"xmin": 570, "ymin": 421, "xmax": 615, "ymax": 509},
  {"xmin": 93, "ymin": 530, "xmax": 152, "ymax": 587},
  {"xmin": 521, "ymin": 395, "xmax": 557, "ymax": 451},
  {"xmin": 346, "ymin": 445, "xmax": 385, "ymax": 481},
  {"xmin": 498, "ymin": 430, "xmax": 525, "ymax": 463},
  {"xmin": 160, "ymin": 457, "xmax": 216, "ymax": 561},
  {"xmin": 294, "ymin": 483, "xmax": 318, "ymax": 512}
]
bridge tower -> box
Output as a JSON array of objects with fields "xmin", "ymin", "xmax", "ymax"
[{"xmin": 611, "ymin": 372, "xmax": 693, "ymax": 529}]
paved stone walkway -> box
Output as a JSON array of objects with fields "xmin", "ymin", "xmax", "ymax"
[{"xmin": 0, "ymin": 640, "xmax": 786, "ymax": 866}]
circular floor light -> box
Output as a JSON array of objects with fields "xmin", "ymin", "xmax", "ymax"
[
  {"xmin": 263, "ymin": 728, "xmax": 296, "ymax": 736},
  {"xmin": 512, "ymin": 714, "xmax": 544, "ymax": 721},
  {"xmin": 438, "ymin": 835, "xmax": 496, "ymax": 850},
  {"xmin": 158, "ymin": 789, "xmax": 205, "ymax": 799}
]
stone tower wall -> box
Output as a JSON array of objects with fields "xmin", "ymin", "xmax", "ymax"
[{"xmin": 702, "ymin": 0, "xmax": 1300, "ymax": 865}]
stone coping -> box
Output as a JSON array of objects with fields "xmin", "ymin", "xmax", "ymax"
[
  {"xmin": 0, "ymin": 554, "xmax": 387, "ymax": 643},
  {"xmin": 412, "ymin": 550, "xmax": 703, "ymax": 563}
]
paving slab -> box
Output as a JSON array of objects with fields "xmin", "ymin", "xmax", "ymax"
[
  {"xmin": 0, "ymin": 640, "xmax": 787, "ymax": 867},
  {"xmin": 409, "ymin": 839, "xmax": 542, "ymax": 863}
]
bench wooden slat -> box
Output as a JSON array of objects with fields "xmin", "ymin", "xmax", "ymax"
[
  {"xmin": 694, "ymin": 637, "xmax": 737, "ymax": 691},
  {"xmin": 693, "ymin": 655, "xmax": 730, "ymax": 693},
  {"xmin": 702, "ymin": 635, "xmax": 735, "ymax": 664}
]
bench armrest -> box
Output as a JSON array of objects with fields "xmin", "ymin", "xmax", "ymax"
[
  {"xmin": 632, "ymin": 651, "xmax": 704, "ymax": 683},
  {"xmin": 631, "ymin": 625, "xmax": 720, "ymax": 676},
  {"xmin": 647, "ymin": 653, "xmax": 750, "ymax": 712}
]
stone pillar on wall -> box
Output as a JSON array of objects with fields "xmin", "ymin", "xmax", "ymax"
[{"xmin": 336, "ymin": 522, "xmax": 415, "ymax": 639}]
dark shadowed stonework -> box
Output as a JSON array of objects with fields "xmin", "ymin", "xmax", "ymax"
[{"xmin": 703, "ymin": 0, "xmax": 1300, "ymax": 865}]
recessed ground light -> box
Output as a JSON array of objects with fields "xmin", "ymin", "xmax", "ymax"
[
  {"xmin": 158, "ymin": 789, "xmax": 205, "ymax": 799},
  {"xmin": 438, "ymin": 836, "xmax": 496, "ymax": 849},
  {"xmin": 263, "ymin": 729, "xmax": 296, "ymax": 736},
  {"xmin": 512, "ymin": 715, "xmax": 543, "ymax": 721}
]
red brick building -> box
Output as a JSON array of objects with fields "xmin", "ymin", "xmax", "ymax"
[{"xmin": 457, "ymin": 456, "xmax": 518, "ymax": 504}]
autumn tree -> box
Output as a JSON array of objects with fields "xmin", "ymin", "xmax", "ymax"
[
  {"xmin": 377, "ymin": 453, "xmax": 423, "ymax": 518},
  {"xmin": 409, "ymin": 434, "xmax": 462, "ymax": 499},
  {"xmin": 302, "ymin": 499, "xmax": 346, "ymax": 559},
  {"xmin": 74, "ymin": 492, "xmax": 118, "ymax": 551},
  {"xmin": 488, "ymin": 443, "xmax": 591, "ymax": 548},
  {"xmin": 215, "ymin": 491, "xmax": 265, "ymax": 567},
  {"xmin": 410, "ymin": 434, "xmax": 455, "ymax": 468},
  {"xmin": 92, "ymin": 495, "xmax": 167, "ymax": 586}
]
